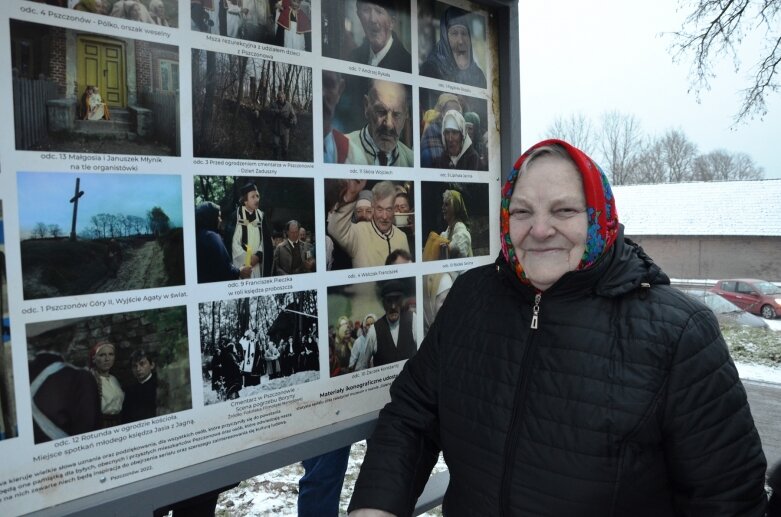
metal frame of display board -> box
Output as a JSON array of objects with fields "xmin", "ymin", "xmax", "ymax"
[{"xmin": 24, "ymin": 1, "xmax": 520, "ymax": 515}]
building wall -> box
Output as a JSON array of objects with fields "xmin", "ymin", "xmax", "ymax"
[{"xmin": 628, "ymin": 235, "xmax": 781, "ymax": 281}]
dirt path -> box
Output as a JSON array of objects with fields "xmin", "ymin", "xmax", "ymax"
[{"xmin": 95, "ymin": 241, "xmax": 167, "ymax": 293}]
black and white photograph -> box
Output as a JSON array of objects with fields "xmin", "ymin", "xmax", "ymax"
[{"xmin": 199, "ymin": 290, "xmax": 319, "ymax": 404}]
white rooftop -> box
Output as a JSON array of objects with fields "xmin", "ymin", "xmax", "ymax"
[{"xmin": 613, "ymin": 179, "xmax": 781, "ymax": 236}]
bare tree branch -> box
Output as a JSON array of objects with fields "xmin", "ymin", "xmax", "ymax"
[{"xmin": 671, "ymin": 0, "xmax": 781, "ymax": 122}]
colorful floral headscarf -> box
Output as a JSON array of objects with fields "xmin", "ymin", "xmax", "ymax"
[{"xmin": 500, "ymin": 139, "xmax": 619, "ymax": 284}]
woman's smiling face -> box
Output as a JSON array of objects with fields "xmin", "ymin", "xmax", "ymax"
[{"xmin": 509, "ymin": 154, "xmax": 588, "ymax": 291}]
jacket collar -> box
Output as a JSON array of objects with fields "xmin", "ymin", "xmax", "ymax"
[{"xmin": 496, "ymin": 225, "xmax": 669, "ymax": 299}]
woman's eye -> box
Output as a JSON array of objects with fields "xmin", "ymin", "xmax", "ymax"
[{"xmin": 555, "ymin": 207, "xmax": 582, "ymax": 217}]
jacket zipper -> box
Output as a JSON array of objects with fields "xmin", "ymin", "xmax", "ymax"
[
  {"xmin": 499, "ymin": 292, "xmax": 542, "ymax": 516},
  {"xmin": 530, "ymin": 293, "xmax": 541, "ymax": 329}
]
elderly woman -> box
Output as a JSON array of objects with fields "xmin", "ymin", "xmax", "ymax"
[
  {"xmin": 439, "ymin": 189, "xmax": 472, "ymax": 259},
  {"xmin": 420, "ymin": 6, "xmax": 486, "ymax": 88},
  {"xmin": 348, "ymin": 139, "xmax": 767, "ymax": 516},
  {"xmin": 89, "ymin": 341, "xmax": 124, "ymax": 428},
  {"xmin": 433, "ymin": 110, "xmax": 483, "ymax": 171}
]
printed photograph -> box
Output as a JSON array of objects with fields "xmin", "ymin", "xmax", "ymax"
[
  {"xmin": 18, "ymin": 172, "xmax": 184, "ymax": 300},
  {"xmin": 324, "ymin": 178, "xmax": 415, "ymax": 270},
  {"xmin": 423, "ymin": 270, "xmax": 463, "ymax": 336},
  {"xmin": 0, "ymin": 203, "xmax": 18, "ymax": 441},
  {"xmin": 322, "ymin": 0, "xmax": 412, "ymax": 73},
  {"xmin": 420, "ymin": 88, "xmax": 488, "ymax": 170},
  {"xmin": 192, "ymin": 49, "xmax": 313, "ymax": 162},
  {"xmin": 28, "ymin": 1, "xmax": 178, "ymax": 27},
  {"xmin": 199, "ymin": 290, "xmax": 319, "ymax": 404},
  {"xmin": 328, "ymin": 277, "xmax": 416, "ymax": 377},
  {"xmin": 194, "ymin": 176, "xmax": 315, "ymax": 282},
  {"xmin": 26, "ymin": 305, "xmax": 191, "ymax": 444},
  {"xmin": 322, "ymin": 70, "xmax": 413, "ymax": 166},
  {"xmin": 191, "ymin": 0, "xmax": 311, "ymax": 51},
  {"xmin": 11, "ymin": 19, "xmax": 181, "ymax": 156},
  {"xmin": 420, "ymin": 181, "xmax": 490, "ymax": 261},
  {"xmin": 418, "ymin": 1, "xmax": 488, "ymax": 89}
]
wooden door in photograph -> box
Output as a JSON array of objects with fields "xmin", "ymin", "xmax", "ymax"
[{"xmin": 77, "ymin": 37, "xmax": 126, "ymax": 107}]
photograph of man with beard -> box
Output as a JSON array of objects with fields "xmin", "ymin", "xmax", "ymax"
[{"xmin": 327, "ymin": 75, "xmax": 414, "ymax": 167}]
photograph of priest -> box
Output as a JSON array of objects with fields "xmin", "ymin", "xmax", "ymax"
[
  {"xmin": 349, "ymin": 0, "xmax": 412, "ymax": 72},
  {"xmin": 272, "ymin": 220, "xmax": 315, "ymax": 275},
  {"xmin": 231, "ymin": 182, "xmax": 274, "ymax": 278}
]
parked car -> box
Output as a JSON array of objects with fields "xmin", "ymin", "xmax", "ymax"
[
  {"xmin": 710, "ymin": 279, "xmax": 781, "ymax": 320},
  {"xmin": 682, "ymin": 289, "xmax": 769, "ymax": 329}
]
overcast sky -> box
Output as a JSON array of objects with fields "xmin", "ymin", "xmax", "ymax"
[
  {"xmin": 17, "ymin": 172, "xmax": 183, "ymax": 237},
  {"xmin": 518, "ymin": 0, "xmax": 781, "ymax": 179}
]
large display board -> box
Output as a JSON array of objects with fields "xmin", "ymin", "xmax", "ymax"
[{"xmin": 0, "ymin": 1, "xmax": 509, "ymax": 514}]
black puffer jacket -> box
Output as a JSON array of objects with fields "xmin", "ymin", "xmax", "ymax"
[{"xmin": 349, "ymin": 235, "xmax": 767, "ymax": 516}]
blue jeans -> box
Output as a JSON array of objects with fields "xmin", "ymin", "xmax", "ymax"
[{"xmin": 298, "ymin": 446, "xmax": 351, "ymax": 517}]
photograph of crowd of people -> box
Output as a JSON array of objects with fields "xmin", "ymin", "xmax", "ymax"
[
  {"xmin": 420, "ymin": 181, "xmax": 490, "ymax": 261},
  {"xmin": 324, "ymin": 178, "xmax": 415, "ymax": 270},
  {"xmin": 418, "ymin": 0, "xmax": 488, "ymax": 89},
  {"xmin": 26, "ymin": 305, "xmax": 191, "ymax": 444},
  {"xmin": 17, "ymin": 172, "xmax": 184, "ymax": 300},
  {"xmin": 328, "ymin": 277, "xmax": 416, "ymax": 377},
  {"xmin": 192, "ymin": 49, "xmax": 313, "ymax": 162},
  {"xmin": 321, "ymin": 1, "xmax": 412, "ymax": 73},
  {"xmin": 420, "ymin": 88, "xmax": 488, "ymax": 170},
  {"xmin": 194, "ymin": 176, "xmax": 315, "ymax": 282},
  {"xmin": 199, "ymin": 290, "xmax": 319, "ymax": 404},
  {"xmin": 191, "ymin": 0, "xmax": 311, "ymax": 51},
  {"xmin": 28, "ymin": 0, "xmax": 178, "ymax": 27},
  {"xmin": 322, "ymin": 70, "xmax": 413, "ymax": 167},
  {"xmin": 423, "ymin": 270, "xmax": 462, "ymax": 336},
  {"xmin": 11, "ymin": 19, "xmax": 181, "ymax": 156},
  {"xmin": 0, "ymin": 203, "xmax": 18, "ymax": 441}
]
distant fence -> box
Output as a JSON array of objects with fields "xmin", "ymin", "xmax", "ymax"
[
  {"xmin": 12, "ymin": 78, "xmax": 57, "ymax": 150},
  {"xmin": 140, "ymin": 90, "xmax": 180, "ymax": 155}
]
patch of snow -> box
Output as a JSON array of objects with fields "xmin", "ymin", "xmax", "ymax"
[
  {"xmin": 765, "ymin": 318, "xmax": 781, "ymax": 332},
  {"xmin": 736, "ymin": 362, "xmax": 781, "ymax": 384}
]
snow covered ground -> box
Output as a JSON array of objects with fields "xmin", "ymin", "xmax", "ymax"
[{"xmin": 210, "ymin": 318, "xmax": 781, "ymax": 516}]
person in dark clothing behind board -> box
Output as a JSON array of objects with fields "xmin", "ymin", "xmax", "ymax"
[
  {"xmin": 195, "ymin": 201, "xmax": 251, "ymax": 283},
  {"xmin": 29, "ymin": 351, "xmax": 100, "ymax": 444},
  {"xmin": 122, "ymin": 349, "xmax": 157, "ymax": 423},
  {"xmin": 348, "ymin": 139, "xmax": 768, "ymax": 516}
]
